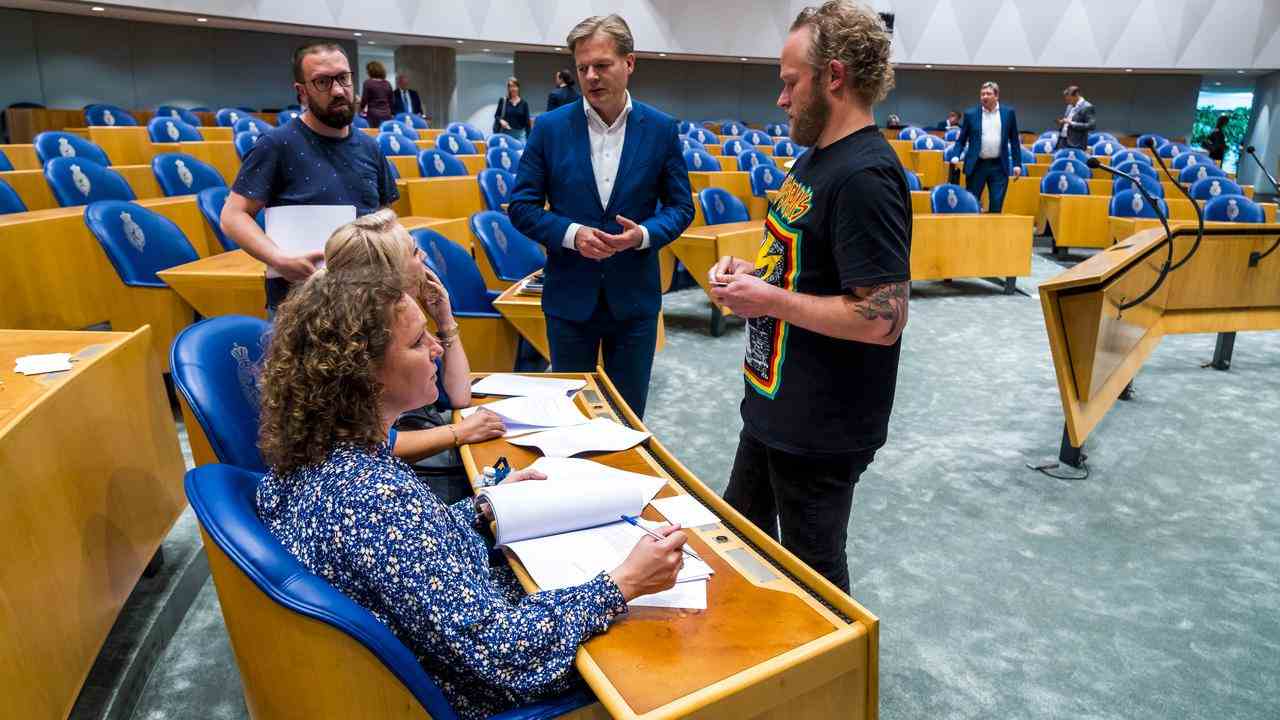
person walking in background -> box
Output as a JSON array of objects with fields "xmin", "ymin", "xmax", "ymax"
[
  {"xmin": 494, "ymin": 77, "xmax": 531, "ymax": 140},
  {"xmin": 1056, "ymin": 85, "xmax": 1094, "ymax": 151},
  {"xmin": 1205, "ymin": 114, "xmax": 1229, "ymax": 164},
  {"xmin": 950, "ymin": 81, "xmax": 1023, "ymax": 213},
  {"xmin": 392, "ymin": 73, "xmax": 425, "ymax": 120},
  {"xmin": 546, "ymin": 69, "xmax": 579, "ymax": 112},
  {"xmin": 359, "ymin": 60, "xmax": 394, "ymax": 127}
]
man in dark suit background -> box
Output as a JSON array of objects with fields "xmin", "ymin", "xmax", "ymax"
[
  {"xmin": 950, "ymin": 81, "xmax": 1023, "ymax": 213},
  {"xmin": 546, "ymin": 69, "xmax": 579, "ymax": 112},
  {"xmin": 509, "ymin": 14, "xmax": 694, "ymax": 418},
  {"xmin": 391, "ymin": 74, "xmax": 424, "ymax": 117},
  {"xmin": 1057, "ymin": 85, "xmax": 1095, "ymax": 150}
]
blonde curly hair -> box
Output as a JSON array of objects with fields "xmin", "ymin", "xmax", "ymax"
[
  {"xmin": 792, "ymin": 1, "xmax": 895, "ymax": 106},
  {"xmin": 324, "ymin": 209, "xmax": 441, "ymax": 309},
  {"xmin": 257, "ymin": 268, "xmax": 407, "ymax": 474}
]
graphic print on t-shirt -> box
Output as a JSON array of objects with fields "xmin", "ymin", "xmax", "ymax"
[{"xmin": 744, "ymin": 174, "xmax": 810, "ymax": 399}]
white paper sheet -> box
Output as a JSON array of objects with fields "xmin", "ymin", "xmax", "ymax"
[
  {"xmin": 649, "ymin": 495, "xmax": 720, "ymax": 528},
  {"xmin": 262, "ymin": 204, "xmax": 356, "ymax": 278},
  {"xmin": 479, "ymin": 477, "xmax": 644, "ymax": 546},
  {"xmin": 505, "ymin": 520, "xmax": 711, "ymax": 592},
  {"xmin": 471, "ymin": 374, "xmax": 586, "ymax": 398},
  {"xmin": 14, "ymin": 353, "xmax": 73, "ymax": 375},
  {"xmin": 631, "ymin": 579, "xmax": 707, "ymax": 610},
  {"xmin": 507, "ymin": 417, "xmax": 650, "ymax": 457},
  {"xmin": 529, "ymin": 457, "xmax": 668, "ymax": 506},
  {"xmin": 460, "ymin": 396, "xmax": 590, "ymax": 437}
]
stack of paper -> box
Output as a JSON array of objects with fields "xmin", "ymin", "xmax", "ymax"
[
  {"xmin": 471, "ymin": 374, "xmax": 586, "ymax": 398},
  {"xmin": 459, "ymin": 395, "xmax": 591, "ymax": 437},
  {"xmin": 508, "ymin": 417, "xmax": 650, "ymax": 457},
  {"xmin": 649, "ymin": 495, "xmax": 720, "ymax": 528},
  {"xmin": 529, "ymin": 457, "xmax": 667, "ymax": 505},
  {"xmin": 13, "ymin": 353, "xmax": 74, "ymax": 375}
]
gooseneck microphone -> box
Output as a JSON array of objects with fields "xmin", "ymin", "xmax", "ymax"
[
  {"xmin": 1147, "ymin": 146, "xmax": 1205, "ymax": 271},
  {"xmin": 1243, "ymin": 145, "xmax": 1280, "ymax": 194},
  {"xmin": 1087, "ymin": 157, "xmax": 1174, "ymax": 312}
]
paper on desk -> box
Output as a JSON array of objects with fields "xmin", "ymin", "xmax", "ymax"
[
  {"xmin": 529, "ymin": 457, "xmax": 667, "ymax": 505},
  {"xmin": 506, "ymin": 519, "xmax": 711, "ymax": 592},
  {"xmin": 508, "ymin": 417, "xmax": 650, "ymax": 457},
  {"xmin": 650, "ymin": 494, "xmax": 720, "ymax": 528},
  {"xmin": 471, "ymin": 374, "xmax": 586, "ymax": 398},
  {"xmin": 14, "ymin": 353, "xmax": 73, "ymax": 375},
  {"xmin": 459, "ymin": 395, "xmax": 590, "ymax": 437},
  {"xmin": 632, "ymin": 579, "xmax": 707, "ymax": 610},
  {"xmin": 262, "ymin": 204, "xmax": 356, "ymax": 278}
]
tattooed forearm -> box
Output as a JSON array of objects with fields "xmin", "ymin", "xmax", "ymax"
[{"xmin": 849, "ymin": 282, "xmax": 909, "ymax": 339}]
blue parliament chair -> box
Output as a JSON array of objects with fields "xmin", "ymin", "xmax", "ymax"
[
  {"xmin": 234, "ymin": 116, "xmax": 274, "ymax": 137},
  {"xmin": 720, "ymin": 121, "xmax": 744, "ymax": 136},
  {"xmin": 0, "ymin": 149, "xmax": 9, "ymax": 171},
  {"xmin": 487, "ymin": 134, "xmax": 524, "ymax": 151},
  {"xmin": 44, "ymin": 157, "xmax": 136, "ymax": 207},
  {"xmin": 446, "ymin": 122, "xmax": 485, "ymax": 141},
  {"xmin": 943, "ymin": 142, "xmax": 964, "ymax": 165},
  {"xmin": 148, "ymin": 116, "xmax": 203, "ymax": 143},
  {"xmin": 1110, "ymin": 189, "xmax": 1168, "ymax": 218},
  {"xmin": 395, "ymin": 112, "xmax": 429, "ymax": 130},
  {"xmin": 1053, "ymin": 148, "xmax": 1088, "ymax": 163},
  {"xmin": 0, "ymin": 177, "xmax": 28, "ymax": 214},
  {"xmin": 904, "ymin": 171, "xmax": 922, "ymax": 191},
  {"xmin": 436, "ymin": 133, "xmax": 476, "ymax": 155},
  {"xmin": 1048, "ymin": 158, "xmax": 1091, "ymax": 178},
  {"xmin": 1037, "ymin": 131, "xmax": 1058, "ymax": 142},
  {"xmin": 417, "ymin": 149, "xmax": 468, "ymax": 178},
  {"xmin": 686, "ymin": 127, "xmax": 717, "ymax": 145},
  {"xmin": 380, "ymin": 120, "xmax": 419, "ymax": 140},
  {"xmin": 749, "ymin": 164, "xmax": 785, "ymax": 197},
  {"xmin": 913, "ymin": 134, "xmax": 944, "ymax": 151},
  {"xmin": 469, "ymin": 210, "xmax": 545, "ymax": 284},
  {"xmin": 83, "ymin": 200, "xmax": 200, "ymax": 287},
  {"xmin": 486, "ymin": 146, "xmax": 522, "ymax": 172},
  {"xmin": 170, "ymin": 315, "xmax": 271, "ymax": 471},
  {"xmin": 929, "ymin": 184, "xmax": 980, "ymax": 213},
  {"xmin": 197, "ymin": 187, "xmax": 263, "ymax": 252},
  {"xmin": 1031, "ymin": 138, "xmax": 1056, "ymax": 154},
  {"xmin": 1189, "ymin": 177, "xmax": 1243, "ymax": 201},
  {"xmin": 152, "ymin": 153, "xmax": 226, "ymax": 196},
  {"xmin": 1017, "ymin": 146, "xmax": 1035, "ymax": 166},
  {"xmin": 385, "ymin": 158, "xmax": 400, "ymax": 179},
  {"xmin": 412, "ymin": 228, "xmax": 501, "ymax": 316},
  {"xmin": 215, "ymin": 108, "xmax": 251, "ymax": 127},
  {"xmin": 477, "ymin": 168, "xmax": 516, "ymax": 211},
  {"xmin": 1137, "ymin": 133, "xmax": 1167, "ymax": 149},
  {"xmin": 351, "ymin": 115, "xmax": 370, "ymax": 129},
  {"xmin": 697, "ymin": 187, "xmax": 749, "ymax": 225},
  {"xmin": 740, "ymin": 129, "xmax": 770, "ymax": 146},
  {"xmin": 277, "ymin": 109, "xmax": 302, "ymax": 126},
  {"xmin": 33, "ymin": 131, "xmax": 112, "ymax": 166},
  {"xmin": 773, "ymin": 139, "xmax": 798, "ymax": 157},
  {"xmin": 1179, "ymin": 163, "xmax": 1227, "ymax": 184},
  {"xmin": 897, "ymin": 126, "xmax": 925, "ymax": 140},
  {"xmin": 233, "ymin": 131, "xmax": 260, "ymax": 160},
  {"xmin": 84, "ymin": 104, "xmax": 137, "ymax": 127},
  {"xmin": 944, "ymin": 128, "xmax": 961, "ymax": 142},
  {"xmin": 1205, "ymin": 194, "xmax": 1264, "ymax": 223},
  {"xmin": 378, "ymin": 132, "xmax": 417, "ymax": 156},
  {"xmin": 156, "ymin": 106, "xmax": 202, "ymax": 126},
  {"xmin": 1114, "ymin": 161, "xmax": 1159, "ymax": 180},
  {"xmin": 680, "ymin": 137, "xmax": 706, "ymax": 154},
  {"xmin": 1172, "ymin": 151, "xmax": 1213, "ymax": 170},
  {"xmin": 682, "ymin": 148, "xmax": 721, "ymax": 172},
  {"xmin": 1157, "ymin": 142, "xmax": 1189, "ymax": 158},
  {"xmin": 1112, "ymin": 149, "xmax": 1152, "ymax": 166},
  {"xmin": 1091, "ymin": 139, "xmax": 1119, "ymax": 157},
  {"xmin": 765, "ymin": 123, "xmax": 789, "ymax": 137},
  {"xmin": 736, "ymin": 149, "xmax": 774, "ymax": 171},
  {"xmin": 1040, "ymin": 171, "xmax": 1089, "ymax": 195},
  {"xmin": 678, "ymin": 121, "xmax": 697, "ymax": 135},
  {"xmin": 721, "ymin": 138, "xmax": 749, "ymax": 157},
  {"xmin": 1087, "ymin": 132, "xmax": 1106, "ymax": 146},
  {"xmin": 1113, "ymin": 173, "xmax": 1165, "ymax": 198}
]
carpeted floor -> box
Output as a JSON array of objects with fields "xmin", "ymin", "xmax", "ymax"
[{"xmin": 132, "ymin": 253, "xmax": 1280, "ymax": 720}]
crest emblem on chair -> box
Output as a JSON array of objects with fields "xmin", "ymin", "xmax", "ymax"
[
  {"xmin": 103, "ymin": 110, "xmax": 116, "ymax": 126},
  {"xmin": 1197, "ymin": 166, "xmax": 1208, "ymax": 181},
  {"xmin": 1209, "ymin": 180, "xmax": 1222, "ymax": 197},
  {"xmin": 1104, "ymin": 143, "xmax": 1113, "ymax": 154},
  {"xmin": 431, "ymin": 243, "xmax": 447, "ymax": 275},
  {"xmin": 714, "ymin": 196, "xmax": 725, "ymax": 215},
  {"xmin": 749, "ymin": 155, "xmax": 759, "ymax": 167},
  {"xmin": 492, "ymin": 222, "xmax": 508, "ymax": 252},
  {"xmin": 763, "ymin": 169, "xmax": 773, "ymax": 184},
  {"xmin": 249, "ymin": 123, "xmax": 260, "ymax": 136},
  {"xmin": 230, "ymin": 344, "xmax": 261, "ymax": 407},
  {"xmin": 229, "ymin": 112, "xmax": 239, "ymax": 124},
  {"xmin": 433, "ymin": 154, "xmax": 445, "ymax": 174},
  {"xmin": 495, "ymin": 173, "xmax": 508, "ymax": 196},
  {"xmin": 170, "ymin": 109, "xmax": 180, "ymax": 118},
  {"xmin": 1227, "ymin": 199, "xmax": 1240, "ymax": 220},
  {"xmin": 71, "ymin": 164, "xmax": 91, "ymax": 196},
  {"xmin": 501, "ymin": 152, "xmax": 512, "ymax": 170},
  {"xmin": 946, "ymin": 189, "xmax": 958, "ymax": 209},
  {"xmin": 1066, "ymin": 163, "xmax": 1075, "ymax": 174},
  {"xmin": 1187, "ymin": 155, "xmax": 1197, "ymax": 166},
  {"xmin": 166, "ymin": 121, "xmax": 181, "ymax": 141},
  {"xmin": 1131, "ymin": 194, "xmax": 1144, "ymax": 214},
  {"xmin": 121, "ymin": 211, "xmax": 146, "ymax": 251},
  {"xmin": 176, "ymin": 159, "xmax": 194, "ymax": 188},
  {"xmin": 389, "ymin": 136, "xmax": 401, "ymax": 152},
  {"xmin": 499, "ymin": 137, "xmax": 508, "ymax": 148},
  {"xmin": 448, "ymin": 136, "xmax": 458, "ymax": 152},
  {"xmin": 730, "ymin": 124, "xmax": 739, "ymax": 134},
  {"xmin": 58, "ymin": 137, "xmax": 75, "ymax": 157},
  {"xmin": 1057, "ymin": 175, "xmax": 1069, "ymax": 193},
  {"xmin": 693, "ymin": 153, "xmax": 703, "ymax": 169}
]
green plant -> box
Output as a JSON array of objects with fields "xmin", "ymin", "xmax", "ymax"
[{"xmin": 1191, "ymin": 105, "xmax": 1251, "ymax": 171}]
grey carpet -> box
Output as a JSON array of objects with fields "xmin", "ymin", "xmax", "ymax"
[{"xmin": 131, "ymin": 253, "xmax": 1280, "ymax": 719}]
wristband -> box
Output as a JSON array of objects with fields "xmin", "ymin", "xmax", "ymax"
[{"xmin": 448, "ymin": 424, "xmax": 460, "ymax": 447}]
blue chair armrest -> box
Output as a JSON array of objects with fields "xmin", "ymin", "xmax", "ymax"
[
  {"xmin": 454, "ymin": 310, "xmax": 503, "ymax": 320},
  {"xmin": 485, "ymin": 289, "xmax": 502, "ymax": 304},
  {"xmin": 127, "ymin": 279, "xmax": 173, "ymax": 289},
  {"xmin": 488, "ymin": 686, "xmax": 596, "ymax": 720}
]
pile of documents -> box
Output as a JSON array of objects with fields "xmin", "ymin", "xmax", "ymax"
[{"xmin": 13, "ymin": 353, "xmax": 74, "ymax": 375}]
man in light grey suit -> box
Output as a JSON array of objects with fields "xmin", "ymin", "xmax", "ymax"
[{"xmin": 1057, "ymin": 85, "xmax": 1095, "ymax": 150}]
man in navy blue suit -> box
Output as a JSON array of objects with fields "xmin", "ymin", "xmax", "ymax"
[
  {"xmin": 950, "ymin": 81, "xmax": 1023, "ymax": 212},
  {"xmin": 509, "ymin": 14, "xmax": 694, "ymax": 418}
]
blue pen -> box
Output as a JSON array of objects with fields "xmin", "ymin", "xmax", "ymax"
[{"xmin": 620, "ymin": 515, "xmax": 703, "ymax": 562}]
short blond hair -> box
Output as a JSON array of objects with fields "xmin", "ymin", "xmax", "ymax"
[
  {"xmin": 566, "ymin": 14, "xmax": 634, "ymax": 56},
  {"xmin": 791, "ymin": 1, "xmax": 895, "ymax": 106},
  {"xmin": 324, "ymin": 208, "xmax": 413, "ymax": 279}
]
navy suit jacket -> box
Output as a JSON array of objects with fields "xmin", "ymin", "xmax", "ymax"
[
  {"xmin": 954, "ymin": 104, "xmax": 1022, "ymax": 177},
  {"xmin": 508, "ymin": 98, "xmax": 694, "ymax": 322},
  {"xmin": 391, "ymin": 88, "xmax": 422, "ymax": 116}
]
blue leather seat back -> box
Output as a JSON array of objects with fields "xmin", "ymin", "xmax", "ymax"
[
  {"xmin": 1204, "ymin": 194, "xmax": 1264, "ymax": 223},
  {"xmin": 773, "ymin": 139, "xmax": 797, "ymax": 157},
  {"xmin": 680, "ymin": 137, "xmax": 706, "ymax": 154},
  {"xmin": 0, "ymin": 149, "xmax": 10, "ymax": 172},
  {"xmin": 1054, "ymin": 148, "xmax": 1088, "ymax": 163},
  {"xmin": 446, "ymin": 122, "xmax": 485, "ymax": 141},
  {"xmin": 234, "ymin": 116, "xmax": 274, "ymax": 137},
  {"xmin": 930, "ymin": 183, "xmax": 980, "ymax": 213},
  {"xmin": 1019, "ymin": 147, "xmax": 1035, "ymax": 165},
  {"xmin": 1110, "ymin": 189, "xmax": 1168, "ymax": 218},
  {"xmin": 749, "ymin": 164, "xmax": 785, "ymax": 196},
  {"xmin": 276, "ymin": 109, "xmax": 302, "ymax": 126},
  {"xmin": 1114, "ymin": 161, "xmax": 1158, "ymax": 180},
  {"xmin": 913, "ymin": 134, "xmax": 944, "ymax": 151},
  {"xmin": 436, "ymin": 133, "xmax": 476, "ymax": 155},
  {"xmin": 1113, "ymin": 173, "xmax": 1165, "ymax": 197},
  {"xmin": 897, "ymin": 126, "xmax": 925, "ymax": 140},
  {"xmin": 740, "ymin": 129, "xmax": 770, "ymax": 146},
  {"xmin": 477, "ymin": 168, "xmax": 516, "ymax": 212},
  {"xmin": 765, "ymin": 123, "xmax": 789, "ymax": 137},
  {"xmin": 378, "ymin": 132, "xmax": 417, "ymax": 156},
  {"xmin": 1112, "ymin": 150, "xmax": 1153, "ymax": 167},
  {"xmin": 944, "ymin": 142, "xmax": 964, "ymax": 165},
  {"xmin": 152, "ymin": 152, "xmax": 226, "ymax": 196},
  {"xmin": 737, "ymin": 150, "xmax": 774, "ymax": 172},
  {"xmin": 44, "ymin": 157, "xmax": 136, "ymax": 207},
  {"xmin": 1032, "ymin": 138, "xmax": 1056, "ymax": 154},
  {"xmin": 682, "ymin": 149, "xmax": 721, "ymax": 172},
  {"xmin": 687, "ymin": 127, "xmax": 717, "ymax": 145},
  {"xmin": 351, "ymin": 115, "xmax": 370, "ymax": 129},
  {"xmin": 1189, "ymin": 176, "xmax": 1242, "ymax": 201},
  {"xmin": 721, "ymin": 138, "xmax": 748, "ymax": 156},
  {"xmin": 379, "ymin": 120, "xmax": 419, "ymax": 140},
  {"xmin": 720, "ymin": 121, "xmax": 744, "ymax": 136},
  {"xmin": 1172, "ymin": 151, "xmax": 1213, "ymax": 170},
  {"xmin": 233, "ymin": 131, "xmax": 261, "ymax": 160},
  {"xmin": 84, "ymin": 104, "xmax": 138, "ymax": 127},
  {"xmin": 1048, "ymin": 158, "xmax": 1091, "ymax": 178},
  {"xmin": 215, "ymin": 108, "xmax": 250, "ymax": 127},
  {"xmin": 197, "ymin": 187, "xmax": 264, "ymax": 252},
  {"xmin": 0, "ymin": 177, "xmax": 27, "ymax": 214},
  {"xmin": 156, "ymin": 106, "xmax": 202, "ymax": 126},
  {"xmin": 147, "ymin": 116, "xmax": 203, "ymax": 143},
  {"xmin": 396, "ymin": 112, "xmax": 430, "ymax": 130},
  {"xmin": 34, "ymin": 131, "xmax": 112, "ymax": 166},
  {"xmin": 943, "ymin": 128, "xmax": 961, "ymax": 142},
  {"xmin": 417, "ymin": 149, "xmax": 468, "ymax": 177},
  {"xmin": 1178, "ymin": 163, "xmax": 1227, "ymax": 184},
  {"xmin": 1091, "ymin": 139, "xmax": 1119, "ymax": 157},
  {"xmin": 469, "ymin": 210, "xmax": 545, "ymax": 282},
  {"xmin": 1157, "ymin": 142, "xmax": 1188, "ymax": 158},
  {"xmin": 1137, "ymin": 133, "xmax": 1167, "ymax": 149},
  {"xmin": 410, "ymin": 229, "xmax": 497, "ymax": 316},
  {"xmin": 903, "ymin": 171, "xmax": 922, "ymax": 192},
  {"xmin": 486, "ymin": 147, "xmax": 522, "ymax": 172},
  {"xmin": 698, "ymin": 187, "xmax": 750, "ymax": 225},
  {"xmin": 83, "ymin": 200, "xmax": 200, "ymax": 287},
  {"xmin": 1040, "ymin": 171, "xmax": 1089, "ymax": 195},
  {"xmin": 678, "ymin": 121, "xmax": 697, "ymax": 135},
  {"xmin": 1087, "ymin": 132, "xmax": 1104, "ymax": 146},
  {"xmin": 487, "ymin": 134, "xmax": 525, "ymax": 151}
]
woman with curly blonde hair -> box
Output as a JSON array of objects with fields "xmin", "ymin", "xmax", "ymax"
[{"xmin": 254, "ymin": 268, "xmax": 687, "ymax": 718}]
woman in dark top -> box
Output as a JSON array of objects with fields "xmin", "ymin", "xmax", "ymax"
[
  {"xmin": 546, "ymin": 69, "xmax": 579, "ymax": 112},
  {"xmin": 494, "ymin": 77, "xmax": 531, "ymax": 140},
  {"xmin": 1205, "ymin": 114, "xmax": 1229, "ymax": 163},
  {"xmin": 360, "ymin": 60, "xmax": 394, "ymax": 127}
]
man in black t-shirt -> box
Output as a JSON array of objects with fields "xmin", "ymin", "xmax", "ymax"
[
  {"xmin": 710, "ymin": 1, "xmax": 910, "ymax": 593},
  {"xmin": 221, "ymin": 41, "xmax": 399, "ymax": 311}
]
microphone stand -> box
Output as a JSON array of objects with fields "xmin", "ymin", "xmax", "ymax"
[
  {"xmin": 1242, "ymin": 146, "xmax": 1280, "ymax": 267},
  {"xmin": 1088, "ymin": 158, "xmax": 1174, "ymax": 313},
  {"xmin": 1148, "ymin": 150, "xmax": 1205, "ymax": 271}
]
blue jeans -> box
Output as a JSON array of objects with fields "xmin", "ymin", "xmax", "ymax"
[
  {"xmin": 545, "ymin": 296, "xmax": 658, "ymax": 419},
  {"xmin": 967, "ymin": 157, "xmax": 1009, "ymax": 213}
]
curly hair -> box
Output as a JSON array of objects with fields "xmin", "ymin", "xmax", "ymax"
[
  {"xmin": 792, "ymin": 1, "xmax": 895, "ymax": 106},
  {"xmin": 257, "ymin": 268, "xmax": 406, "ymax": 475}
]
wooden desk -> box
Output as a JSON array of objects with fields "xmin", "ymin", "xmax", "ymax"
[
  {"xmin": 459, "ymin": 372, "xmax": 878, "ymax": 720},
  {"xmin": 687, "ymin": 171, "xmax": 765, "ymax": 219},
  {"xmin": 0, "ymin": 143, "xmax": 40, "ymax": 170},
  {"xmin": 399, "ymin": 176, "xmax": 485, "ymax": 222},
  {"xmin": 1108, "ymin": 203, "xmax": 1279, "ymax": 244},
  {"xmin": 87, "ymin": 126, "xmax": 158, "ymax": 166},
  {"xmin": 1, "ymin": 163, "xmax": 162, "ymax": 211},
  {"xmin": 887, "ymin": 139, "xmax": 912, "ymax": 169},
  {"xmin": 4, "ymin": 107, "xmax": 85, "ymax": 143},
  {"xmin": 909, "ymin": 151, "xmax": 947, "ymax": 187},
  {"xmin": 150, "ymin": 140, "xmax": 241, "ymax": 185},
  {"xmin": 910, "ymin": 214, "xmax": 1034, "ymax": 292},
  {"xmin": 389, "ymin": 155, "xmax": 423, "ymax": 179},
  {"xmin": 0, "ymin": 327, "xmax": 186, "ymax": 720},
  {"xmin": 669, "ymin": 220, "xmax": 764, "ymax": 335},
  {"xmin": 909, "ymin": 190, "xmax": 931, "ymax": 215},
  {"xmin": 954, "ymin": 173, "xmax": 1041, "ymax": 217},
  {"xmin": 1040, "ymin": 194, "xmax": 1203, "ymax": 250},
  {"xmin": 1040, "ymin": 223, "xmax": 1280, "ymax": 465},
  {"xmin": 492, "ymin": 274, "xmax": 666, "ymax": 359}
]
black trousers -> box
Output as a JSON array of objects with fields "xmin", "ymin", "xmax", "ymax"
[
  {"xmin": 545, "ymin": 292, "xmax": 658, "ymax": 419},
  {"xmin": 723, "ymin": 430, "xmax": 875, "ymax": 594},
  {"xmin": 966, "ymin": 157, "xmax": 1008, "ymax": 213}
]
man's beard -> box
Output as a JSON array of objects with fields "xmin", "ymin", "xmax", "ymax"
[
  {"xmin": 311, "ymin": 96, "xmax": 354, "ymax": 129},
  {"xmin": 790, "ymin": 87, "xmax": 830, "ymax": 147}
]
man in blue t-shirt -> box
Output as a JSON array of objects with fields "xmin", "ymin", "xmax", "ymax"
[{"xmin": 221, "ymin": 40, "xmax": 399, "ymax": 310}]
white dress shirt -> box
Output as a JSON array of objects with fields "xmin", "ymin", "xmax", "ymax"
[
  {"xmin": 1061, "ymin": 98, "xmax": 1082, "ymax": 136},
  {"xmin": 399, "ymin": 89, "xmax": 413, "ymax": 114},
  {"xmin": 562, "ymin": 91, "xmax": 651, "ymax": 251},
  {"xmin": 980, "ymin": 103, "xmax": 1002, "ymax": 159}
]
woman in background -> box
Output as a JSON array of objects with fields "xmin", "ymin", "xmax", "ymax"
[
  {"xmin": 494, "ymin": 76, "xmax": 531, "ymax": 140},
  {"xmin": 1205, "ymin": 114, "xmax": 1230, "ymax": 164},
  {"xmin": 360, "ymin": 60, "xmax": 394, "ymax": 127}
]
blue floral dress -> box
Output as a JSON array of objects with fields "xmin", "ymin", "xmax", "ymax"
[{"xmin": 256, "ymin": 442, "xmax": 627, "ymax": 719}]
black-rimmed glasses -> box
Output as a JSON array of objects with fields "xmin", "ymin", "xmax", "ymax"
[{"xmin": 306, "ymin": 72, "xmax": 353, "ymax": 92}]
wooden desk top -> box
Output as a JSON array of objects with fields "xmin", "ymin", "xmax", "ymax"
[
  {"xmin": 679, "ymin": 220, "xmax": 765, "ymax": 241},
  {"xmin": 459, "ymin": 372, "xmax": 875, "ymax": 719},
  {"xmin": 0, "ymin": 330, "xmax": 129, "ymax": 435},
  {"xmin": 493, "ymin": 274, "xmax": 541, "ymax": 308}
]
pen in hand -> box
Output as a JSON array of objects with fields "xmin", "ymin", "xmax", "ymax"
[{"xmin": 620, "ymin": 514, "xmax": 703, "ymax": 561}]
